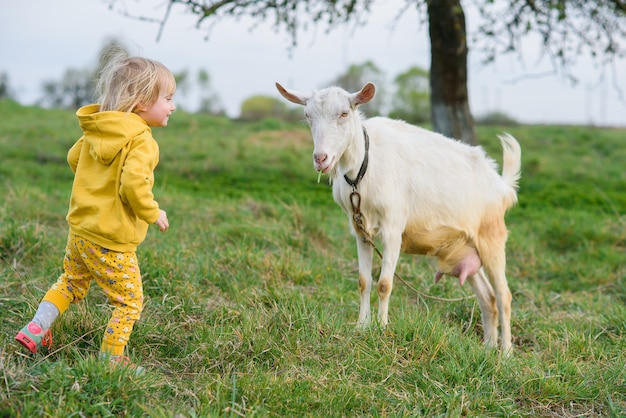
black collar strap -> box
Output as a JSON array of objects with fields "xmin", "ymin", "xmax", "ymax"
[{"xmin": 343, "ymin": 127, "xmax": 369, "ymax": 189}]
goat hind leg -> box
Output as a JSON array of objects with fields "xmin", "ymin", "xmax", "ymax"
[
  {"xmin": 467, "ymin": 269, "xmax": 498, "ymax": 347},
  {"xmin": 477, "ymin": 217, "xmax": 513, "ymax": 354},
  {"xmin": 483, "ymin": 258, "xmax": 513, "ymax": 354}
]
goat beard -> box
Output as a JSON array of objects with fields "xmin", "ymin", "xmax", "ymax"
[{"xmin": 327, "ymin": 166, "xmax": 339, "ymax": 184}]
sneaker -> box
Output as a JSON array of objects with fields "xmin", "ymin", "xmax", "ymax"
[
  {"xmin": 100, "ymin": 353, "xmax": 145, "ymax": 376},
  {"xmin": 15, "ymin": 322, "xmax": 53, "ymax": 354}
]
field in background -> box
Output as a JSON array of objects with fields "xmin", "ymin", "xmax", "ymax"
[{"xmin": 0, "ymin": 99, "xmax": 624, "ymax": 417}]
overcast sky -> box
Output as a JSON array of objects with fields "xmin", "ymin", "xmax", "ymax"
[{"xmin": 2, "ymin": 0, "xmax": 625, "ymax": 126}]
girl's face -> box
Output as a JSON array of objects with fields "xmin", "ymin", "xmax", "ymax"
[{"xmin": 136, "ymin": 91, "xmax": 176, "ymax": 127}]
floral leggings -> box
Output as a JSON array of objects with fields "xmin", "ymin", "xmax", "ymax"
[{"xmin": 42, "ymin": 234, "xmax": 144, "ymax": 356}]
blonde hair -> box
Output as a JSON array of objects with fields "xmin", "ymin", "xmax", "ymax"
[{"xmin": 97, "ymin": 50, "xmax": 176, "ymax": 113}]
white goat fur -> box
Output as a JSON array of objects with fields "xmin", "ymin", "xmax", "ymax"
[{"xmin": 276, "ymin": 82, "xmax": 521, "ymax": 353}]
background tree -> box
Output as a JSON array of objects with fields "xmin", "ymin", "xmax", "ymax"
[
  {"xmin": 96, "ymin": 39, "xmax": 130, "ymax": 77},
  {"xmin": 39, "ymin": 39, "xmax": 128, "ymax": 110},
  {"xmin": 197, "ymin": 69, "xmax": 226, "ymax": 115},
  {"xmin": 106, "ymin": 0, "xmax": 626, "ymax": 144},
  {"xmin": 388, "ymin": 65, "xmax": 430, "ymax": 124},
  {"xmin": 39, "ymin": 68, "xmax": 95, "ymax": 109},
  {"xmin": 0, "ymin": 72, "xmax": 15, "ymax": 100},
  {"xmin": 327, "ymin": 60, "xmax": 386, "ymax": 116},
  {"xmin": 471, "ymin": 0, "xmax": 626, "ymax": 84},
  {"xmin": 37, "ymin": 39, "xmax": 225, "ymax": 115},
  {"xmin": 173, "ymin": 69, "xmax": 191, "ymax": 111},
  {"xmin": 427, "ymin": 0, "xmax": 475, "ymax": 143}
]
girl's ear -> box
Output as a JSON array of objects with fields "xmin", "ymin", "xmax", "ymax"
[{"xmin": 134, "ymin": 95, "xmax": 151, "ymax": 111}]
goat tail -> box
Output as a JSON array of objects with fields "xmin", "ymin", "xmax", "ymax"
[{"xmin": 498, "ymin": 132, "xmax": 522, "ymax": 193}]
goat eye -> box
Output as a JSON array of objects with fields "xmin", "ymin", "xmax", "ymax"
[{"xmin": 339, "ymin": 112, "xmax": 349, "ymax": 118}]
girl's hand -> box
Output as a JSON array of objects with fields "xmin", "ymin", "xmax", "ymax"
[{"xmin": 154, "ymin": 209, "xmax": 169, "ymax": 232}]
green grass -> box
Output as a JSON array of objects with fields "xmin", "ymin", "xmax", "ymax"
[{"xmin": 1, "ymin": 99, "xmax": 624, "ymax": 417}]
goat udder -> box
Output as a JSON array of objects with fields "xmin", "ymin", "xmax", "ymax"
[{"xmin": 434, "ymin": 250, "xmax": 482, "ymax": 286}]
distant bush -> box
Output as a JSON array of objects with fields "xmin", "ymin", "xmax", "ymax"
[
  {"xmin": 475, "ymin": 111, "xmax": 519, "ymax": 126},
  {"xmin": 239, "ymin": 95, "xmax": 302, "ymax": 122},
  {"xmin": 388, "ymin": 108, "xmax": 430, "ymax": 124}
]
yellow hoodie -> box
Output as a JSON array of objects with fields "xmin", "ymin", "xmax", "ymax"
[{"xmin": 66, "ymin": 104, "xmax": 161, "ymax": 252}]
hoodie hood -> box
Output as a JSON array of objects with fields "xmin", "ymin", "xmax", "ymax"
[{"xmin": 76, "ymin": 104, "xmax": 151, "ymax": 165}]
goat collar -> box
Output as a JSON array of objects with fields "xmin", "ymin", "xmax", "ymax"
[{"xmin": 343, "ymin": 127, "xmax": 369, "ymax": 189}]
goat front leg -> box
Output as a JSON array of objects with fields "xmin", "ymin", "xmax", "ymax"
[
  {"xmin": 377, "ymin": 232, "xmax": 403, "ymax": 327},
  {"xmin": 356, "ymin": 237, "xmax": 374, "ymax": 328}
]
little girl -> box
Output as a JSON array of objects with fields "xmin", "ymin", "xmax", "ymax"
[{"xmin": 15, "ymin": 51, "xmax": 176, "ymax": 371}]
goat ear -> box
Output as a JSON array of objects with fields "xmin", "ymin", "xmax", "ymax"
[
  {"xmin": 351, "ymin": 82, "xmax": 376, "ymax": 107},
  {"xmin": 276, "ymin": 82, "xmax": 308, "ymax": 106}
]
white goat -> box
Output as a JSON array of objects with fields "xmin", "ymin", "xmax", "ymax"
[{"xmin": 276, "ymin": 82, "xmax": 521, "ymax": 353}]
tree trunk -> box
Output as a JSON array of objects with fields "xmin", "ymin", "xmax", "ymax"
[{"xmin": 427, "ymin": 0, "xmax": 477, "ymax": 145}]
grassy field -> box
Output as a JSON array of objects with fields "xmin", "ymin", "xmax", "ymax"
[{"xmin": 0, "ymin": 98, "xmax": 624, "ymax": 417}]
